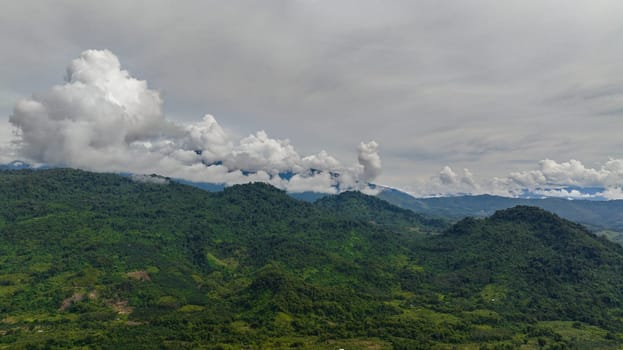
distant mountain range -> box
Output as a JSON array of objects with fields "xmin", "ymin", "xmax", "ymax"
[
  {"xmin": 172, "ymin": 177, "xmax": 623, "ymax": 240},
  {"xmin": 376, "ymin": 186, "xmax": 623, "ymax": 236},
  {"xmin": 0, "ymin": 160, "xmax": 31, "ymax": 170},
  {"xmin": 4, "ymin": 161, "xmax": 623, "ymax": 239}
]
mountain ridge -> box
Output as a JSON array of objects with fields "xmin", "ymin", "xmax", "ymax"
[
  {"xmin": 2, "ymin": 169, "xmax": 623, "ymax": 348},
  {"xmin": 377, "ymin": 187, "xmax": 623, "ymax": 238}
]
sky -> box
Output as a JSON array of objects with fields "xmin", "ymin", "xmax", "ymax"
[{"xmin": 1, "ymin": 1, "xmax": 622, "ymax": 198}]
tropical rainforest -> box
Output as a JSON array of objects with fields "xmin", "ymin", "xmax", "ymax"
[{"xmin": 1, "ymin": 169, "xmax": 623, "ymax": 349}]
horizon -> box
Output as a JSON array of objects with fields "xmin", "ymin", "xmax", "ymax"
[
  {"xmin": 1, "ymin": 1, "xmax": 622, "ymax": 199},
  {"xmin": 2, "ymin": 160, "xmax": 620, "ymax": 202}
]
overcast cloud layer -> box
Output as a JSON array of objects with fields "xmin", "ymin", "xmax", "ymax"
[{"xmin": 1, "ymin": 1, "xmax": 622, "ymax": 197}]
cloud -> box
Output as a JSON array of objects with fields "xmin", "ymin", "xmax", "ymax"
[
  {"xmin": 301, "ymin": 150, "xmax": 341, "ymax": 171},
  {"xmin": 0, "ymin": 119, "xmax": 18, "ymax": 164},
  {"xmin": 414, "ymin": 166, "xmax": 480, "ymax": 197},
  {"xmin": 9, "ymin": 49, "xmax": 381, "ymax": 193},
  {"xmin": 600, "ymin": 187, "xmax": 623, "ymax": 200},
  {"xmin": 403, "ymin": 159, "xmax": 623, "ymax": 199},
  {"xmin": 508, "ymin": 159, "xmax": 623, "ymax": 188},
  {"xmin": 285, "ymin": 172, "xmax": 337, "ymax": 194},
  {"xmin": 357, "ymin": 141, "xmax": 382, "ymax": 184},
  {"xmin": 1, "ymin": 2, "xmax": 623, "ymax": 191},
  {"xmin": 438, "ymin": 166, "xmax": 460, "ymax": 186},
  {"xmin": 182, "ymin": 114, "xmax": 233, "ymax": 163},
  {"xmin": 130, "ymin": 174, "xmax": 170, "ymax": 185},
  {"xmin": 531, "ymin": 188, "xmax": 594, "ymax": 200},
  {"xmin": 227, "ymin": 131, "xmax": 301, "ymax": 174}
]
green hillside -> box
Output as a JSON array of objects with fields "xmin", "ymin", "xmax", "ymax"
[
  {"xmin": 377, "ymin": 190, "xmax": 623, "ymax": 237},
  {"xmin": 419, "ymin": 207, "xmax": 623, "ymax": 326},
  {"xmin": 1, "ymin": 169, "xmax": 623, "ymax": 349},
  {"xmin": 315, "ymin": 190, "xmax": 448, "ymax": 234}
]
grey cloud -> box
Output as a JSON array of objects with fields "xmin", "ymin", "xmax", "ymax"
[
  {"xmin": 1, "ymin": 1, "xmax": 622, "ymax": 192},
  {"xmin": 0, "ymin": 120, "xmax": 18, "ymax": 163}
]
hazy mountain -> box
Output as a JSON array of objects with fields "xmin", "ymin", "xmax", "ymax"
[
  {"xmin": 315, "ymin": 190, "xmax": 448, "ymax": 234},
  {"xmin": 0, "ymin": 160, "xmax": 31, "ymax": 170},
  {"xmin": 377, "ymin": 187, "xmax": 623, "ymax": 240}
]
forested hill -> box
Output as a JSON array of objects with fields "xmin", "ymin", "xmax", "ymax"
[
  {"xmin": 315, "ymin": 190, "xmax": 448, "ymax": 233},
  {"xmin": 419, "ymin": 206, "xmax": 623, "ymax": 329},
  {"xmin": 377, "ymin": 189, "xmax": 623, "ymax": 234},
  {"xmin": 1, "ymin": 169, "xmax": 623, "ymax": 349}
]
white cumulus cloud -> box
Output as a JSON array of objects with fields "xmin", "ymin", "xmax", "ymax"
[
  {"xmin": 508, "ymin": 159, "xmax": 623, "ymax": 188},
  {"xmin": 413, "ymin": 166, "xmax": 480, "ymax": 197},
  {"xmin": 357, "ymin": 140, "xmax": 382, "ymax": 183},
  {"xmin": 8, "ymin": 49, "xmax": 382, "ymax": 193},
  {"xmin": 404, "ymin": 159, "xmax": 623, "ymax": 200}
]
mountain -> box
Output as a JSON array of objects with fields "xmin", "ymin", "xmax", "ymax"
[
  {"xmin": 8, "ymin": 160, "xmax": 623, "ymax": 237},
  {"xmin": 419, "ymin": 206, "xmax": 623, "ymax": 326},
  {"xmin": 315, "ymin": 190, "xmax": 448, "ymax": 234},
  {"xmin": 1, "ymin": 169, "xmax": 623, "ymax": 349},
  {"xmin": 167, "ymin": 178, "xmax": 226, "ymax": 192},
  {"xmin": 377, "ymin": 189, "xmax": 623, "ymax": 240},
  {"xmin": 0, "ymin": 160, "xmax": 31, "ymax": 170},
  {"xmin": 0, "ymin": 169, "xmax": 431, "ymax": 349}
]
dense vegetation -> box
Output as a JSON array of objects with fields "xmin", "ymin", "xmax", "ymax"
[
  {"xmin": 377, "ymin": 189, "xmax": 623, "ymax": 244},
  {"xmin": 1, "ymin": 169, "xmax": 623, "ymax": 349},
  {"xmin": 315, "ymin": 190, "xmax": 448, "ymax": 233}
]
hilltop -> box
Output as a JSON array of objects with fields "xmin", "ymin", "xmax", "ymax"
[
  {"xmin": 377, "ymin": 189, "xmax": 623, "ymax": 243},
  {"xmin": 1, "ymin": 169, "xmax": 623, "ymax": 349}
]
